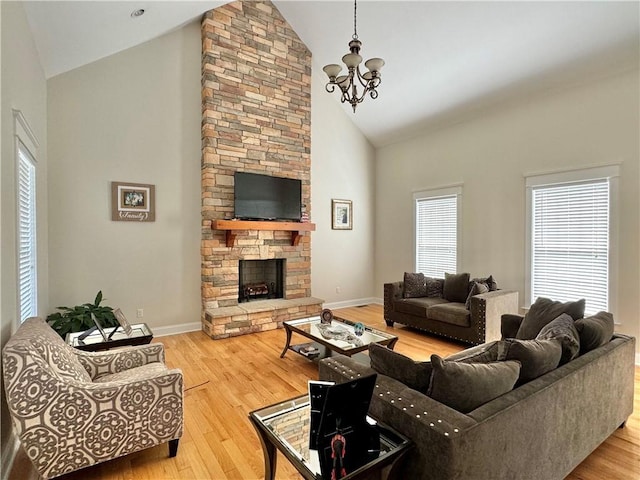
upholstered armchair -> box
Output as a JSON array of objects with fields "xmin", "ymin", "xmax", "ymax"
[{"xmin": 2, "ymin": 317, "xmax": 183, "ymax": 479}]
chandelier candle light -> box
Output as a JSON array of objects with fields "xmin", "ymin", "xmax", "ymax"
[{"xmin": 323, "ymin": 0, "xmax": 385, "ymax": 112}]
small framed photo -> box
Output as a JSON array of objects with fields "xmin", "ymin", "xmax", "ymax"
[
  {"xmin": 111, "ymin": 181, "xmax": 155, "ymax": 222},
  {"xmin": 113, "ymin": 308, "xmax": 133, "ymax": 337},
  {"xmin": 331, "ymin": 199, "xmax": 352, "ymax": 230}
]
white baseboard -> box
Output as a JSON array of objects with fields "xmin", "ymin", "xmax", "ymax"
[
  {"xmin": 324, "ymin": 297, "xmax": 382, "ymax": 310},
  {"xmin": 1, "ymin": 432, "xmax": 19, "ymax": 480},
  {"xmin": 153, "ymin": 322, "xmax": 202, "ymax": 338}
]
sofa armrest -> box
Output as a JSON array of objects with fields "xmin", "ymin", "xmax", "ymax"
[
  {"xmin": 470, "ymin": 290, "xmax": 519, "ymax": 343},
  {"xmin": 501, "ymin": 313, "xmax": 524, "ymax": 339},
  {"xmin": 76, "ymin": 343, "xmax": 165, "ymax": 380},
  {"xmin": 383, "ymin": 282, "xmax": 404, "ymax": 320}
]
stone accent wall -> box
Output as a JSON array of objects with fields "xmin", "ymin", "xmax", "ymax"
[{"xmin": 201, "ymin": 1, "xmax": 316, "ymax": 338}]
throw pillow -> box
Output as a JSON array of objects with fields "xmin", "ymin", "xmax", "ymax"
[
  {"xmin": 403, "ymin": 272, "xmax": 426, "ymax": 298},
  {"xmin": 425, "ymin": 277, "xmax": 444, "ymax": 298},
  {"xmin": 537, "ymin": 313, "xmax": 581, "ymax": 365},
  {"xmin": 427, "ymin": 354, "xmax": 520, "ymax": 414},
  {"xmin": 369, "ymin": 344, "xmax": 432, "ymax": 392},
  {"xmin": 497, "ymin": 338, "xmax": 562, "ymax": 384},
  {"xmin": 515, "ymin": 297, "xmax": 585, "ymax": 340},
  {"xmin": 575, "ymin": 311, "xmax": 614, "ymax": 354},
  {"xmin": 445, "ymin": 340, "xmax": 500, "ymax": 364},
  {"xmin": 470, "ymin": 275, "xmax": 498, "ymax": 292},
  {"xmin": 465, "ymin": 282, "xmax": 490, "ymax": 309},
  {"xmin": 443, "ymin": 272, "xmax": 471, "ymax": 303}
]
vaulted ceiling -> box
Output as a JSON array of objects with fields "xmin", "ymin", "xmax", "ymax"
[{"xmin": 23, "ymin": 1, "xmax": 640, "ymax": 147}]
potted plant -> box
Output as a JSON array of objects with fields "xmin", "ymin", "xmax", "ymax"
[{"xmin": 47, "ymin": 291, "xmax": 118, "ymax": 338}]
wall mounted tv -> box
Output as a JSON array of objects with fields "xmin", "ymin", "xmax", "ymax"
[{"xmin": 234, "ymin": 172, "xmax": 302, "ymax": 221}]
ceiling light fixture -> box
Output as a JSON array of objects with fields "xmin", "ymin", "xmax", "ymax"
[
  {"xmin": 131, "ymin": 9, "xmax": 145, "ymax": 18},
  {"xmin": 323, "ymin": 0, "xmax": 384, "ymax": 113}
]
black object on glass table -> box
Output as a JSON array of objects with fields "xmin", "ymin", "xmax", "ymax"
[{"xmin": 316, "ymin": 373, "xmax": 380, "ymax": 480}]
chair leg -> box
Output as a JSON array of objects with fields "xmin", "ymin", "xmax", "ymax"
[{"xmin": 169, "ymin": 439, "xmax": 179, "ymax": 457}]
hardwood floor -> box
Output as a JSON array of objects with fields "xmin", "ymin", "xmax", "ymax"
[{"xmin": 8, "ymin": 304, "xmax": 640, "ymax": 479}]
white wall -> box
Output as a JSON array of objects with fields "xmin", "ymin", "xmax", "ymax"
[
  {"xmin": 47, "ymin": 22, "xmax": 202, "ymax": 332},
  {"xmin": 375, "ymin": 70, "xmax": 640, "ymax": 347},
  {"xmin": 311, "ymin": 63, "xmax": 376, "ymax": 306},
  {"xmin": 1, "ymin": 0, "xmax": 48, "ymax": 469}
]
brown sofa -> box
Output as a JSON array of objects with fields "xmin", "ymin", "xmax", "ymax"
[
  {"xmin": 384, "ymin": 274, "xmax": 519, "ymax": 345},
  {"xmin": 319, "ymin": 311, "xmax": 635, "ymax": 480}
]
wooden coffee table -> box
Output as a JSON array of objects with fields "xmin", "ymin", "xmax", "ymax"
[{"xmin": 280, "ymin": 316, "xmax": 397, "ymax": 360}]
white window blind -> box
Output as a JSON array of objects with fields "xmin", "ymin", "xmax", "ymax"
[
  {"xmin": 18, "ymin": 142, "xmax": 37, "ymax": 322},
  {"xmin": 531, "ymin": 180, "xmax": 609, "ymax": 314},
  {"xmin": 415, "ymin": 193, "xmax": 458, "ymax": 278}
]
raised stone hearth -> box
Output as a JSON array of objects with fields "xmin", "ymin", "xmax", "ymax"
[{"xmin": 200, "ymin": 1, "xmax": 318, "ymax": 339}]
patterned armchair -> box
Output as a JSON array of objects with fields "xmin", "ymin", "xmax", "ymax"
[{"xmin": 2, "ymin": 317, "xmax": 183, "ymax": 479}]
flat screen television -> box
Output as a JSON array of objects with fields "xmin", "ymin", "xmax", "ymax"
[{"xmin": 234, "ymin": 172, "xmax": 302, "ymax": 221}]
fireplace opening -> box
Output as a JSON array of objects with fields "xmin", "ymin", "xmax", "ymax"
[{"xmin": 239, "ymin": 259, "xmax": 285, "ymax": 302}]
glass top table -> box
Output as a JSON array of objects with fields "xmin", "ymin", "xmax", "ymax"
[
  {"xmin": 249, "ymin": 394, "xmax": 411, "ymax": 480},
  {"xmin": 66, "ymin": 323, "xmax": 153, "ymax": 351},
  {"xmin": 280, "ymin": 316, "xmax": 398, "ymax": 360}
]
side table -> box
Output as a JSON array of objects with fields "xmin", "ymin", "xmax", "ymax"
[
  {"xmin": 249, "ymin": 395, "xmax": 411, "ymax": 480},
  {"xmin": 66, "ymin": 323, "xmax": 153, "ymax": 352}
]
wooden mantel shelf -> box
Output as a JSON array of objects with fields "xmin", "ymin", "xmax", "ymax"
[{"xmin": 212, "ymin": 219, "xmax": 316, "ymax": 247}]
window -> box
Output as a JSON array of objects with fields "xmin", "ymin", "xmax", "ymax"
[
  {"xmin": 526, "ymin": 166, "xmax": 619, "ymax": 315},
  {"xmin": 17, "ymin": 142, "xmax": 37, "ymax": 322},
  {"xmin": 414, "ymin": 186, "xmax": 461, "ymax": 278},
  {"xmin": 14, "ymin": 110, "xmax": 39, "ymax": 324}
]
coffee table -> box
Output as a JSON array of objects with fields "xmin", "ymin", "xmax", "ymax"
[
  {"xmin": 249, "ymin": 394, "xmax": 411, "ymax": 480},
  {"xmin": 280, "ymin": 316, "xmax": 398, "ymax": 360}
]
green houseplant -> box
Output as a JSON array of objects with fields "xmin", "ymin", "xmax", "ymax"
[{"xmin": 47, "ymin": 291, "xmax": 118, "ymax": 338}]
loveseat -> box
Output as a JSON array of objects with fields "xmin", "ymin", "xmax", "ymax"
[
  {"xmin": 2, "ymin": 317, "xmax": 184, "ymax": 479},
  {"xmin": 384, "ymin": 272, "xmax": 518, "ymax": 345},
  {"xmin": 319, "ymin": 299, "xmax": 635, "ymax": 480}
]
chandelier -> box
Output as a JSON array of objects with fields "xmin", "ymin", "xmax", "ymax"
[{"xmin": 322, "ymin": 0, "xmax": 385, "ymax": 112}]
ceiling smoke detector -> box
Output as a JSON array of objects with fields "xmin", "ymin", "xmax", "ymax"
[{"xmin": 130, "ymin": 9, "xmax": 145, "ymax": 18}]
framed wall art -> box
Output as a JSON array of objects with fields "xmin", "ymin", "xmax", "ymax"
[
  {"xmin": 331, "ymin": 199, "xmax": 352, "ymax": 230},
  {"xmin": 111, "ymin": 181, "xmax": 155, "ymax": 222}
]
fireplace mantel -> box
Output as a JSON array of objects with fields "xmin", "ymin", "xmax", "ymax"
[{"xmin": 212, "ymin": 219, "xmax": 316, "ymax": 247}]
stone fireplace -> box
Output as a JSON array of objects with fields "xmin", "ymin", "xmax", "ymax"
[
  {"xmin": 200, "ymin": 1, "xmax": 322, "ymax": 339},
  {"xmin": 239, "ymin": 259, "xmax": 284, "ymax": 302}
]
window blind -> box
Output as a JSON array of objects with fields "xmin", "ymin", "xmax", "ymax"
[
  {"xmin": 531, "ymin": 180, "xmax": 609, "ymax": 314},
  {"xmin": 18, "ymin": 144, "xmax": 37, "ymax": 322},
  {"xmin": 415, "ymin": 195, "xmax": 457, "ymax": 278}
]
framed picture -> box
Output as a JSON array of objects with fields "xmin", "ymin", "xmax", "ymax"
[
  {"xmin": 111, "ymin": 181, "xmax": 155, "ymax": 222},
  {"xmin": 113, "ymin": 308, "xmax": 133, "ymax": 337},
  {"xmin": 91, "ymin": 313, "xmax": 109, "ymax": 342},
  {"xmin": 331, "ymin": 199, "xmax": 352, "ymax": 230}
]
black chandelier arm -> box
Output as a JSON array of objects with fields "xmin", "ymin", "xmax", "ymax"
[{"xmin": 325, "ymin": 83, "xmax": 338, "ymax": 93}]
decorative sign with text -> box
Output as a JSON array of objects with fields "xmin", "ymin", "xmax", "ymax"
[{"xmin": 111, "ymin": 181, "xmax": 155, "ymax": 222}]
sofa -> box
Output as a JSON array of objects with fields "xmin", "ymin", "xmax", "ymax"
[
  {"xmin": 384, "ymin": 272, "xmax": 518, "ymax": 345},
  {"xmin": 319, "ymin": 299, "xmax": 635, "ymax": 480},
  {"xmin": 2, "ymin": 317, "xmax": 184, "ymax": 479}
]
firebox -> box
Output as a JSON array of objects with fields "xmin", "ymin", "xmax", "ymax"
[{"xmin": 238, "ymin": 259, "xmax": 285, "ymax": 302}]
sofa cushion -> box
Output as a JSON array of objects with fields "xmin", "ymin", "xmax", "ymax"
[
  {"xmin": 425, "ymin": 277, "xmax": 444, "ymax": 298},
  {"xmin": 575, "ymin": 311, "xmax": 614, "ymax": 354},
  {"xmin": 369, "ymin": 344, "xmax": 432, "ymax": 392},
  {"xmin": 470, "ymin": 275, "xmax": 498, "ymax": 292},
  {"xmin": 498, "ymin": 338, "xmax": 562, "ymax": 383},
  {"xmin": 445, "ymin": 341, "xmax": 500, "ymax": 363},
  {"xmin": 94, "ymin": 362, "xmax": 169, "ymax": 383},
  {"xmin": 443, "ymin": 272, "xmax": 470, "ymax": 303},
  {"xmin": 516, "ymin": 297, "xmax": 585, "ymax": 340},
  {"xmin": 537, "ymin": 313, "xmax": 581, "ymax": 365},
  {"xmin": 427, "ymin": 302, "xmax": 470, "ymax": 327},
  {"xmin": 394, "ymin": 297, "xmax": 449, "ymax": 317},
  {"xmin": 403, "ymin": 272, "xmax": 426, "ymax": 298},
  {"xmin": 465, "ymin": 281, "xmax": 490, "ymax": 309},
  {"xmin": 427, "ymin": 354, "xmax": 520, "ymax": 413}
]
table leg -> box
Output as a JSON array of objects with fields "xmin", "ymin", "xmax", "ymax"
[
  {"xmin": 250, "ymin": 416, "xmax": 277, "ymax": 480},
  {"xmin": 280, "ymin": 324, "xmax": 292, "ymax": 358},
  {"xmin": 387, "ymin": 338, "xmax": 398, "ymax": 351}
]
